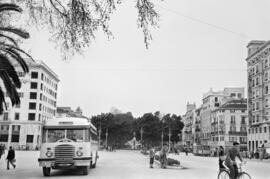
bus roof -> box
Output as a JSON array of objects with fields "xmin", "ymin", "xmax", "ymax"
[{"xmin": 44, "ymin": 117, "xmax": 97, "ymax": 130}]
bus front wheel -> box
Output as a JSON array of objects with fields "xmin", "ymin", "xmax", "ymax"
[
  {"xmin": 43, "ymin": 167, "xmax": 51, "ymax": 176},
  {"xmin": 82, "ymin": 166, "xmax": 89, "ymax": 175}
]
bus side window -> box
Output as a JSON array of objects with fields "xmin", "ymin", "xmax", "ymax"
[{"xmin": 85, "ymin": 129, "xmax": 90, "ymax": 142}]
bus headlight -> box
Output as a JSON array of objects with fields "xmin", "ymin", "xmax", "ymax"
[
  {"xmin": 76, "ymin": 150, "xmax": 83, "ymax": 157},
  {"xmin": 46, "ymin": 151, "xmax": 53, "ymax": 158}
]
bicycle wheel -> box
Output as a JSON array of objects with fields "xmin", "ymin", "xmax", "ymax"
[
  {"xmin": 217, "ymin": 170, "xmax": 230, "ymax": 179},
  {"xmin": 238, "ymin": 172, "xmax": 252, "ymax": 179}
]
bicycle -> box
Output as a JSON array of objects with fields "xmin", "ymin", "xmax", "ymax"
[{"xmin": 217, "ymin": 161, "xmax": 252, "ymax": 179}]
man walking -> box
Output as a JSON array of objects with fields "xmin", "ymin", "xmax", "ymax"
[
  {"xmin": 149, "ymin": 147, "xmax": 155, "ymax": 168},
  {"xmin": 6, "ymin": 146, "xmax": 16, "ymax": 170}
]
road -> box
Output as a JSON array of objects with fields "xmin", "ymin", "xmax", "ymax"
[{"xmin": 0, "ymin": 150, "xmax": 270, "ymax": 179}]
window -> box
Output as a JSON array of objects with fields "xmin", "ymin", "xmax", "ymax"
[
  {"xmin": 256, "ymin": 65, "xmax": 259, "ymax": 73},
  {"xmin": 231, "ymin": 115, "xmax": 236, "ymax": 124},
  {"xmin": 264, "ymin": 127, "xmax": 267, "ymax": 133},
  {"xmin": 260, "ymin": 127, "xmax": 262, "ymax": 133},
  {"xmin": 231, "ymin": 93, "xmax": 236, "ymax": 97},
  {"xmin": 0, "ymin": 125, "xmax": 9, "ymax": 142},
  {"xmin": 29, "ymin": 102, "xmax": 36, "ymax": 110},
  {"xmin": 256, "ymin": 101, "xmax": 259, "ymax": 110},
  {"xmin": 252, "ymin": 79, "xmax": 255, "ymax": 87},
  {"xmin": 11, "ymin": 125, "xmax": 20, "ymax": 142},
  {"xmin": 237, "ymin": 93, "xmax": 242, "ymax": 98},
  {"xmin": 3, "ymin": 112, "xmax": 8, "ymax": 120},
  {"xmin": 41, "ymin": 73, "xmax": 44, "ymax": 80},
  {"xmin": 39, "ymin": 104, "xmax": 42, "ymax": 111},
  {"xmin": 40, "ymin": 83, "xmax": 43, "ymax": 90},
  {"xmin": 31, "ymin": 71, "xmax": 38, "ymax": 79},
  {"xmin": 265, "ymin": 59, "xmax": 268, "ymax": 68},
  {"xmin": 30, "ymin": 92, "xmax": 37, "ymax": 99},
  {"xmin": 26, "ymin": 135, "xmax": 34, "ymax": 143},
  {"xmin": 28, "ymin": 113, "xmax": 35, "ymax": 121},
  {"xmin": 241, "ymin": 110, "xmax": 245, "ymax": 113},
  {"xmin": 256, "ymin": 77, "xmax": 259, "ymax": 85},
  {"xmin": 30, "ymin": 82, "xmax": 38, "ymax": 89},
  {"xmin": 266, "ymin": 86, "xmax": 269, "ymax": 95},
  {"xmin": 14, "ymin": 113, "xmax": 20, "ymax": 120},
  {"xmin": 241, "ymin": 116, "xmax": 246, "ymax": 124},
  {"xmin": 265, "ymin": 72, "xmax": 269, "ymax": 81},
  {"xmin": 39, "ymin": 114, "xmax": 41, "ymax": 121},
  {"xmin": 18, "ymin": 92, "xmax": 24, "ymax": 98},
  {"xmin": 15, "ymin": 103, "xmax": 20, "ymax": 108}
]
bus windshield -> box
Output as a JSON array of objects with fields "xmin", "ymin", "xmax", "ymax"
[{"xmin": 43, "ymin": 129, "xmax": 88, "ymax": 143}]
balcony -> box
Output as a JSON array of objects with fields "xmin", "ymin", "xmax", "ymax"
[{"xmin": 228, "ymin": 131, "xmax": 247, "ymax": 136}]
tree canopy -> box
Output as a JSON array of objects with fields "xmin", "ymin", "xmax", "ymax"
[
  {"xmin": 91, "ymin": 111, "xmax": 184, "ymax": 148},
  {"xmin": 14, "ymin": 0, "xmax": 160, "ymax": 59}
]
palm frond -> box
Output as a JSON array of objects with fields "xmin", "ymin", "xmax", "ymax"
[
  {"xmin": 0, "ymin": 43, "xmax": 33, "ymax": 62},
  {"xmin": 0, "ymin": 33, "xmax": 18, "ymax": 46},
  {"xmin": 0, "ymin": 70, "xmax": 20, "ymax": 106},
  {"xmin": 0, "ymin": 27, "xmax": 30, "ymax": 39},
  {"xmin": 0, "ymin": 54, "xmax": 21, "ymax": 88},
  {"xmin": 2, "ymin": 47, "xmax": 29, "ymax": 73},
  {"xmin": 0, "ymin": 3, "xmax": 22, "ymax": 13},
  {"xmin": 0, "ymin": 87, "xmax": 7, "ymax": 114}
]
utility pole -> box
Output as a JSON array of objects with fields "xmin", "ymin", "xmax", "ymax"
[
  {"xmin": 99, "ymin": 118, "xmax": 101, "ymax": 150},
  {"xmin": 161, "ymin": 119, "xmax": 164, "ymax": 147},
  {"xmin": 168, "ymin": 118, "xmax": 171, "ymax": 152},
  {"xmin": 140, "ymin": 127, "xmax": 143, "ymax": 147}
]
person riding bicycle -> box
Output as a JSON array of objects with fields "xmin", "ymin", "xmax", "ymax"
[
  {"xmin": 218, "ymin": 146, "xmax": 226, "ymax": 170},
  {"xmin": 225, "ymin": 142, "xmax": 243, "ymax": 179}
]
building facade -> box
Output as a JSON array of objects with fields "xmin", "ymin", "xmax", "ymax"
[
  {"xmin": 0, "ymin": 59, "xmax": 59, "ymax": 150},
  {"xmin": 200, "ymin": 88, "xmax": 245, "ymax": 146},
  {"xmin": 182, "ymin": 102, "xmax": 196, "ymax": 147},
  {"xmin": 246, "ymin": 40, "xmax": 270, "ymax": 152},
  {"xmin": 210, "ymin": 99, "xmax": 248, "ymax": 151}
]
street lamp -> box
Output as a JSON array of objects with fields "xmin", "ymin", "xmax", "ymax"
[
  {"xmin": 140, "ymin": 127, "xmax": 144, "ymax": 147},
  {"xmin": 105, "ymin": 128, "xmax": 108, "ymax": 148}
]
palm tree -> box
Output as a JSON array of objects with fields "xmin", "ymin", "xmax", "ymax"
[{"xmin": 0, "ymin": 3, "xmax": 33, "ymax": 114}]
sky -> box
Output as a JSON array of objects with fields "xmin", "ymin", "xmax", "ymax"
[{"xmin": 21, "ymin": 0, "xmax": 270, "ymax": 117}]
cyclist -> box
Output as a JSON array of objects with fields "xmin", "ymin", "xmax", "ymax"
[
  {"xmin": 218, "ymin": 146, "xmax": 226, "ymax": 170},
  {"xmin": 225, "ymin": 142, "xmax": 244, "ymax": 179}
]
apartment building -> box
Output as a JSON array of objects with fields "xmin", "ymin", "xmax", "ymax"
[
  {"xmin": 200, "ymin": 87, "xmax": 245, "ymax": 145},
  {"xmin": 182, "ymin": 102, "xmax": 196, "ymax": 146},
  {"xmin": 246, "ymin": 40, "xmax": 270, "ymax": 151},
  {"xmin": 210, "ymin": 99, "xmax": 248, "ymax": 151},
  {"xmin": 0, "ymin": 59, "xmax": 59, "ymax": 150}
]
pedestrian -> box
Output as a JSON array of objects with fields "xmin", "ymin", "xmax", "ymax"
[
  {"xmin": 149, "ymin": 146, "xmax": 155, "ymax": 168},
  {"xmin": 218, "ymin": 146, "xmax": 226, "ymax": 170},
  {"xmin": 185, "ymin": 148, "xmax": 188, "ymax": 156},
  {"xmin": 6, "ymin": 146, "xmax": 16, "ymax": 170},
  {"xmin": 0, "ymin": 144, "xmax": 5, "ymax": 159},
  {"xmin": 159, "ymin": 144, "xmax": 168, "ymax": 169}
]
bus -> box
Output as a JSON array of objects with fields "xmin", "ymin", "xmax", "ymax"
[
  {"xmin": 193, "ymin": 144, "xmax": 211, "ymax": 156},
  {"xmin": 38, "ymin": 117, "xmax": 98, "ymax": 176}
]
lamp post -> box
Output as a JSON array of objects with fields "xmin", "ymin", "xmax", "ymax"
[
  {"xmin": 105, "ymin": 128, "xmax": 108, "ymax": 149},
  {"xmin": 140, "ymin": 127, "xmax": 143, "ymax": 147}
]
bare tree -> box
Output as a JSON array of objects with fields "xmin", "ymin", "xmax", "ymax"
[{"xmin": 14, "ymin": 0, "xmax": 160, "ymax": 59}]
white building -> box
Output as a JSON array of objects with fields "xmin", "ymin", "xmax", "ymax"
[
  {"xmin": 246, "ymin": 40, "xmax": 270, "ymax": 151},
  {"xmin": 200, "ymin": 87, "xmax": 245, "ymax": 145},
  {"xmin": 0, "ymin": 59, "xmax": 59, "ymax": 150},
  {"xmin": 210, "ymin": 99, "xmax": 248, "ymax": 151}
]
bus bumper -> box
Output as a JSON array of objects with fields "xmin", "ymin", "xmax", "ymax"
[{"xmin": 38, "ymin": 157, "xmax": 92, "ymax": 167}]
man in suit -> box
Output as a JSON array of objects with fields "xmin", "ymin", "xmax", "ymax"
[{"xmin": 6, "ymin": 146, "xmax": 16, "ymax": 170}]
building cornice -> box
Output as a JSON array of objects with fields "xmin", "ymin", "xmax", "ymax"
[{"xmin": 246, "ymin": 41, "xmax": 270, "ymax": 62}]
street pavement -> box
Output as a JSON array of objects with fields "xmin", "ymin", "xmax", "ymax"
[{"xmin": 0, "ymin": 150, "xmax": 270, "ymax": 179}]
